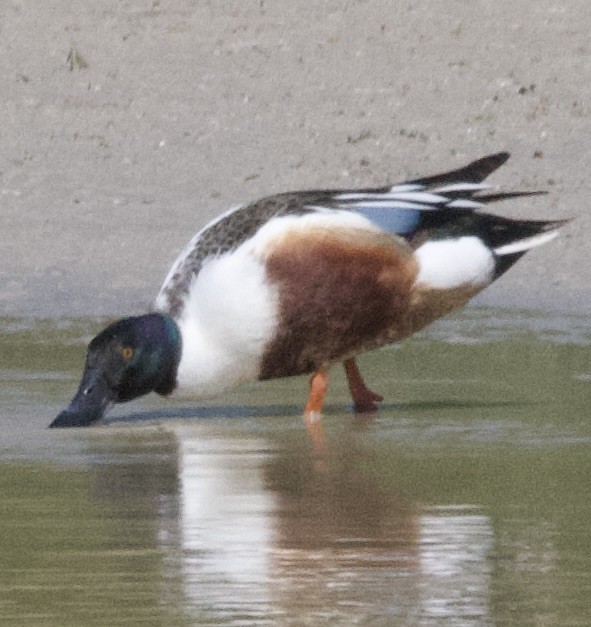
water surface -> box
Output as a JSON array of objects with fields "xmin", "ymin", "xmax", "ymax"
[{"xmin": 0, "ymin": 309, "xmax": 590, "ymax": 625}]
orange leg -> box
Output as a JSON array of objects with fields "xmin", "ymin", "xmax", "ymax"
[
  {"xmin": 304, "ymin": 369, "xmax": 329, "ymax": 415},
  {"xmin": 343, "ymin": 358, "xmax": 383, "ymax": 413},
  {"xmin": 303, "ymin": 369, "xmax": 329, "ymax": 459}
]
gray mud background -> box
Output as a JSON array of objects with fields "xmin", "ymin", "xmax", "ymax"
[{"xmin": 1, "ymin": 1, "xmax": 590, "ymax": 317}]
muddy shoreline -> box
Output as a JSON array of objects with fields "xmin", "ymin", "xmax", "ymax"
[{"xmin": 2, "ymin": 1, "xmax": 590, "ymax": 317}]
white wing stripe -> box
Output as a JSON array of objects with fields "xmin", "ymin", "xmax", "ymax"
[
  {"xmin": 388, "ymin": 184, "xmax": 425, "ymax": 193},
  {"xmin": 433, "ymin": 183, "xmax": 491, "ymax": 193},
  {"xmin": 339, "ymin": 200, "xmax": 437, "ymax": 210},
  {"xmin": 447, "ymin": 199, "xmax": 485, "ymax": 209},
  {"xmin": 388, "ymin": 191, "xmax": 450, "ymax": 203}
]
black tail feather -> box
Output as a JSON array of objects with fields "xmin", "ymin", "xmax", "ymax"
[
  {"xmin": 494, "ymin": 251, "xmax": 526, "ymax": 278},
  {"xmin": 476, "ymin": 190, "xmax": 547, "ymax": 203},
  {"xmin": 410, "ymin": 152, "xmax": 511, "ymax": 187},
  {"xmin": 474, "ymin": 215, "xmax": 568, "ymax": 251}
]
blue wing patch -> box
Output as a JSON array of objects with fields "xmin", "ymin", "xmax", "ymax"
[{"xmin": 350, "ymin": 206, "xmax": 422, "ymax": 237}]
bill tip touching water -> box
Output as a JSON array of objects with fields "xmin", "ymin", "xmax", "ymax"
[{"xmin": 50, "ymin": 153, "xmax": 569, "ymax": 429}]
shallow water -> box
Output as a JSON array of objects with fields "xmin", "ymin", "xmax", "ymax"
[{"xmin": 1, "ymin": 308, "xmax": 590, "ymax": 625}]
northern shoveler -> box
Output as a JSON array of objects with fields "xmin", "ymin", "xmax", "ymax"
[{"xmin": 50, "ymin": 153, "xmax": 567, "ymax": 428}]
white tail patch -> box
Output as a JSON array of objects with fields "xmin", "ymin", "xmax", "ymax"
[
  {"xmin": 415, "ymin": 237, "xmax": 495, "ymax": 290},
  {"xmin": 494, "ymin": 229, "xmax": 560, "ymax": 256}
]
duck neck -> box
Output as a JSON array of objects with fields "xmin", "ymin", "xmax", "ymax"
[{"xmin": 149, "ymin": 313, "xmax": 182, "ymax": 396}]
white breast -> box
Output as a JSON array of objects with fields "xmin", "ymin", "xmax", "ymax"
[{"xmin": 174, "ymin": 243, "xmax": 280, "ymax": 396}]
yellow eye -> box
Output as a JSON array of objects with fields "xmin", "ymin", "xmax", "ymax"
[{"xmin": 122, "ymin": 346, "xmax": 134, "ymax": 360}]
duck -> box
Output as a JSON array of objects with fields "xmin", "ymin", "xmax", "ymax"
[{"xmin": 50, "ymin": 152, "xmax": 567, "ymax": 428}]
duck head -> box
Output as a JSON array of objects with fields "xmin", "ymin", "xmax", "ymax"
[{"xmin": 50, "ymin": 313, "xmax": 181, "ymax": 428}]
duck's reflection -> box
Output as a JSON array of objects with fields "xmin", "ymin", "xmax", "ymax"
[
  {"xmin": 176, "ymin": 432, "xmax": 276, "ymax": 619},
  {"xmin": 261, "ymin": 429, "xmax": 493, "ymax": 623},
  {"xmin": 90, "ymin": 423, "xmax": 494, "ymax": 623}
]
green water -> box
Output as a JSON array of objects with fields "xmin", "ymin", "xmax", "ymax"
[{"xmin": 0, "ymin": 309, "xmax": 590, "ymax": 625}]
